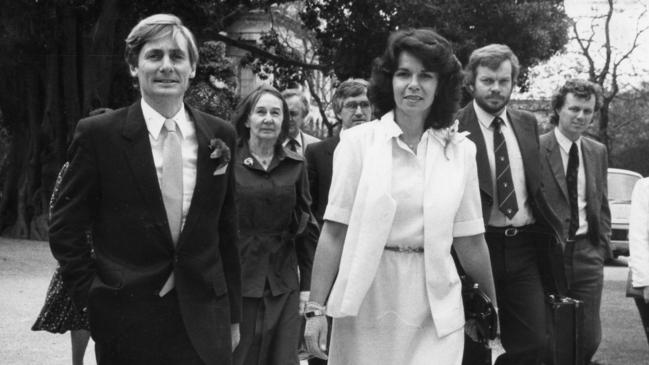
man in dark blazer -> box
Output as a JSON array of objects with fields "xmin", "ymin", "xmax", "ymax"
[
  {"xmin": 457, "ymin": 44, "xmax": 564, "ymax": 365},
  {"xmin": 540, "ymin": 79, "xmax": 610, "ymax": 364},
  {"xmin": 49, "ymin": 14, "xmax": 241, "ymax": 364},
  {"xmin": 305, "ymin": 78, "xmax": 372, "ymax": 226}
]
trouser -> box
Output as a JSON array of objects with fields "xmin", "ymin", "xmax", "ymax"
[
  {"xmin": 95, "ymin": 290, "xmax": 204, "ymax": 365},
  {"xmin": 634, "ymin": 297, "xmax": 649, "ymax": 346},
  {"xmin": 563, "ymin": 235, "xmax": 605, "ymax": 365},
  {"xmin": 488, "ymin": 228, "xmax": 548, "ymax": 365}
]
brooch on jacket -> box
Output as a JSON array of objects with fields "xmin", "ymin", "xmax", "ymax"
[{"xmin": 209, "ymin": 138, "xmax": 231, "ymax": 175}]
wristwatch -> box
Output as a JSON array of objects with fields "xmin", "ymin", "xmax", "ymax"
[{"xmin": 304, "ymin": 308, "xmax": 325, "ymax": 318}]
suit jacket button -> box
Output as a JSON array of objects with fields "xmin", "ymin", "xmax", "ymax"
[{"xmin": 174, "ymin": 254, "xmax": 179, "ymax": 263}]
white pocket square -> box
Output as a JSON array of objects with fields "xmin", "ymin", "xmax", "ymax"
[{"xmin": 213, "ymin": 164, "xmax": 228, "ymax": 176}]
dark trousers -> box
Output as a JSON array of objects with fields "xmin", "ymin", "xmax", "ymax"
[
  {"xmin": 95, "ymin": 290, "xmax": 204, "ymax": 365},
  {"xmin": 488, "ymin": 230, "xmax": 547, "ymax": 365},
  {"xmin": 634, "ymin": 297, "xmax": 649, "ymax": 346},
  {"xmin": 234, "ymin": 288, "xmax": 300, "ymax": 365},
  {"xmin": 564, "ymin": 236, "xmax": 605, "ymax": 364}
]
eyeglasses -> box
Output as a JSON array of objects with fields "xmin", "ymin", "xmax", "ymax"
[{"xmin": 342, "ymin": 101, "xmax": 371, "ymax": 110}]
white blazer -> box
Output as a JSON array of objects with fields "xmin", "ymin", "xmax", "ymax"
[{"xmin": 324, "ymin": 112, "xmax": 484, "ymax": 337}]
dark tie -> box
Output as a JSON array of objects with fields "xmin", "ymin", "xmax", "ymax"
[
  {"xmin": 567, "ymin": 142, "xmax": 579, "ymax": 241},
  {"xmin": 287, "ymin": 138, "xmax": 299, "ymax": 152},
  {"xmin": 492, "ymin": 117, "xmax": 518, "ymax": 219},
  {"xmin": 160, "ymin": 118, "xmax": 183, "ymax": 296}
]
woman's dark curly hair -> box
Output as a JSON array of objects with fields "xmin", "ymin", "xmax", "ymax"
[
  {"xmin": 368, "ymin": 28, "xmax": 462, "ymax": 130},
  {"xmin": 232, "ymin": 84, "xmax": 290, "ymax": 149}
]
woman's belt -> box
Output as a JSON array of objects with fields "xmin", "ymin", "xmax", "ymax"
[{"xmin": 384, "ymin": 246, "xmax": 424, "ymax": 253}]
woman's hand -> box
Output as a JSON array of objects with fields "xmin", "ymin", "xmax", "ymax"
[
  {"xmin": 303, "ymin": 315, "xmax": 328, "ymax": 360},
  {"xmin": 643, "ymin": 286, "xmax": 649, "ymax": 303}
]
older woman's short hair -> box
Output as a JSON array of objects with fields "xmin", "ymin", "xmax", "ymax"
[
  {"xmin": 124, "ymin": 14, "xmax": 199, "ymax": 69},
  {"xmin": 464, "ymin": 44, "xmax": 520, "ymax": 90},
  {"xmin": 549, "ymin": 78, "xmax": 603, "ymax": 125},
  {"xmin": 233, "ymin": 85, "xmax": 290, "ymax": 148},
  {"xmin": 369, "ymin": 28, "xmax": 462, "ymax": 130},
  {"xmin": 332, "ymin": 78, "xmax": 370, "ymax": 117},
  {"xmin": 281, "ymin": 89, "xmax": 310, "ymax": 117}
]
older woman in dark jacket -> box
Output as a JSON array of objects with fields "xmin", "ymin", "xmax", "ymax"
[{"xmin": 232, "ymin": 85, "xmax": 319, "ymax": 365}]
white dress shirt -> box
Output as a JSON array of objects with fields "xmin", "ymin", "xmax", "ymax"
[
  {"xmin": 141, "ymin": 99, "xmax": 197, "ymax": 229},
  {"xmin": 473, "ymin": 101, "xmax": 534, "ymax": 227},
  {"xmin": 554, "ymin": 128, "xmax": 588, "ymax": 236}
]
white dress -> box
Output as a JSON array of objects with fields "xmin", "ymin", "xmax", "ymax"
[{"xmin": 324, "ymin": 115, "xmax": 483, "ymax": 365}]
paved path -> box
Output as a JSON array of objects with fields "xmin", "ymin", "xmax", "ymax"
[{"xmin": 1, "ymin": 238, "xmax": 647, "ymax": 364}]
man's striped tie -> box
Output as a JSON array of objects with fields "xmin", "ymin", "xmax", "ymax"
[{"xmin": 492, "ymin": 117, "xmax": 518, "ymax": 219}]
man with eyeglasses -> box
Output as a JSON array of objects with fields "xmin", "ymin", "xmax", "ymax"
[
  {"xmin": 303, "ymin": 78, "xmax": 371, "ymax": 364},
  {"xmin": 282, "ymin": 88, "xmax": 321, "ymax": 156}
]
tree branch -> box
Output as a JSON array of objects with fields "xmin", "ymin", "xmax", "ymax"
[{"xmin": 200, "ymin": 29, "xmax": 330, "ymax": 71}]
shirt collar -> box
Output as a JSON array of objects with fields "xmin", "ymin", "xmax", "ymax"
[
  {"xmin": 380, "ymin": 111, "xmax": 409, "ymax": 139},
  {"xmin": 473, "ymin": 100, "xmax": 509, "ymax": 130},
  {"xmin": 554, "ymin": 127, "xmax": 581, "ymax": 154},
  {"xmin": 141, "ymin": 98, "xmax": 191, "ymax": 140}
]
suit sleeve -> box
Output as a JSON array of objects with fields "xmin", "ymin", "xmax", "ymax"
[
  {"xmin": 599, "ymin": 146, "xmax": 611, "ymax": 247},
  {"xmin": 304, "ymin": 145, "xmax": 320, "ymax": 223},
  {"xmin": 295, "ymin": 162, "xmax": 319, "ymax": 292},
  {"xmin": 49, "ymin": 119, "xmax": 99, "ymax": 311},
  {"xmin": 218, "ymin": 126, "xmax": 242, "ymax": 323}
]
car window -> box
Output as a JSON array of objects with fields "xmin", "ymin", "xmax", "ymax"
[{"xmin": 608, "ymin": 172, "xmax": 640, "ymax": 202}]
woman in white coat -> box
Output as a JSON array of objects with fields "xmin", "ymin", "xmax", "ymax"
[
  {"xmin": 629, "ymin": 177, "xmax": 649, "ymax": 346},
  {"xmin": 303, "ymin": 28, "xmax": 497, "ymax": 365}
]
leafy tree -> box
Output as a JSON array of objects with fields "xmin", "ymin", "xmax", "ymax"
[
  {"xmin": 301, "ymin": 0, "xmax": 571, "ymax": 86},
  {"xmin": 570, "ymin": 0, "xmax": 649, "ymax": 149},
  {"xmin": 0, "ymin": 0, "xmax": 288, "ymax": 238}
]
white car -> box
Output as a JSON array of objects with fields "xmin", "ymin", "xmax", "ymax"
[{"xmin": 608, "ymin": 168, "xmax": 643, "ymax": 258}]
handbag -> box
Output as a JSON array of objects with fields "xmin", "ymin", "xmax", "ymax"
[
  {"xmin": 626, "ymin": 270, "xmax": 645, "ymax": 298},
  {"xmin": 451, "ymin": 249, "xmax": 498, "ymax": 343}
]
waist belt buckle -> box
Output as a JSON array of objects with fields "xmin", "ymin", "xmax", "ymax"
[{"xmin": 504, "ymin": 227, "xmax": 519, "ymax": 237}]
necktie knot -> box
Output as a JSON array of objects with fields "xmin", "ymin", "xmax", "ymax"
[
  {"xmin": 491, "ymin": 117, "xmax": 504, "ymax": 132},
  {"xmin": 288, "ymin": 138, "xmax": 299, "ymax": 152},
  {"xmin": 569, "ymin": 142, "xmax": 579, "ymax": 160},
  {"xmin": 164, "ymin": 118, "xmax": 177, "ymax": 133}
]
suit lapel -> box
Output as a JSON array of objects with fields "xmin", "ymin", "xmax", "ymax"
[
  {"xmin": 581, "ymin": 139, "xmax": 597, "ymax": 216},
  {"xmin": 459, "ymin": 105, "xmax": 493, "ymax": 200},
  {"xmin": 178, "ymin": 106, "xmax": 215, "ymax": 245},
  {"xmin": 545, "ymin": 133, "xmax": 569, "ymax": 200},
  {"xmin": 121, "ymin": 102, "xmax": 170, "ymax": 234}
]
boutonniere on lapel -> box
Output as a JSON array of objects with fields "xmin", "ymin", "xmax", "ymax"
[
  {"xmin": 243, "ymin": 157, "xmax": 254, "ymax": 167},
  {"xmin": 432, "ymin": 119, "xmax": 469, "ymax": 160},
  {"xmin": 209, "ymin": 138, "xmax": 231, "ymax": 175}
]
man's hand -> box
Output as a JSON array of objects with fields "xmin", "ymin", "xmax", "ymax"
[
  {"xmin": 231, "ymin": 323, "xmax": 240, "ymax": 351},
  {"xmin": 303, "ymin": 315, "xmax": 328, "ymax": 360}
]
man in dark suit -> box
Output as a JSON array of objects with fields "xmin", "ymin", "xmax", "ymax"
[
  {"xmin": 49, "ymin": 14, "xmax": 241, "ymax": 364},
  {"xmin": 282, "ymin": 89, "xmax": 321, "ymax": 156},
  {"xmin": 540, "ymin": 79, "xmax": 610, "ymax": 364},
  {"xmin": 457, "ymin": 44, "xmax": 564, "ymax": 365},
  {"xmin": 305, "ymin": 78, "xmax": 372, "ymax": 226}
]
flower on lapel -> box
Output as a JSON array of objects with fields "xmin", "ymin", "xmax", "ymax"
[
  {"xmin": 243, "ymin": 157, "xmax": 254, "ymax": 167},
  {"xmin": 209, "ymin": 138, "xmax": 231, "ymax": 175},
  {"xmin": 433, "ymin": 119, "xmax": 469, "ymax": 160}
]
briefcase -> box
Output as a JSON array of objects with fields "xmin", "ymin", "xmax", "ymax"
[{"xmin": 545, "ymin": 295, "xmax": 583, "ymax": 365}]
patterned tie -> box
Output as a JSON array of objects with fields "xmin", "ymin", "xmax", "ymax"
[
  {"xmin": 159, "ymin": 118, "xmax": 183, "ymax": 296},
  {"xmin": 492, "ymin": 117, "xmax": 518, "ymax": 219},
  {"xmin": 287, "ymin": 138, "xmax": 299, "ymax": 153},
  {"xmin": 567, "ymin": 142, "xmax": 579, "ymax": 241}
]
